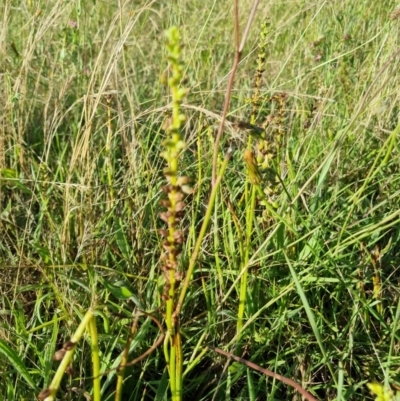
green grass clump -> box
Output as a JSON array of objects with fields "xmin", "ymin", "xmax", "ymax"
[{"xmin": 1, "ymin": 1, "xmax": 400, "ymax": 400}]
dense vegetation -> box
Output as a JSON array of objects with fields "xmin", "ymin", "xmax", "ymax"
[{"xmin": 1, "ymin": 1, "xmax": 400, "ymax": 400}]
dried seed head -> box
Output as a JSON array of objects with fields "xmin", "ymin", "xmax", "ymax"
[
  {"xmin": 163, "ymin": 269, "xmax": 174, "ymax": 281},
  {"xmin": 175, "ymin": 210, "xmax": 185, "ymax": 219},
  {"xmin": 162, "ymin": 241, "xmax": 173, "ymax": 252},
  {"xmin": 162, "ymin": 241, "xmax": 181, "ymax": 256},
  {"xmin": 175, "ymin": 271, "xmax": 183, "ymax": 282},
  {"xmin": 173, "ymin": 230, "xmax": 184, "ymax": 243},
  {"xmin": 66, "ymin": 364, "xmax": 74, "ymax": 376},
  {"xmin": 63, "ymin": 340, "xmax": 76, "ymax": 351},
  {"xmin": 162, "ymin": 116, "xmax": 173, "ymax": 131},
  {"xmin": 175, "ymin": 201, "xmax": 186, "ymax": 212},
  {"xmin": 314, "ymin": 53, "xmax": 322, "ymax": 62},
  {"xmin": 390, "ymin": 7, "xmax": 400, "ymax": 20},
  {"xmin": 159, "ymin": 212, "xmax": 171, "ymax": 223},
  {"xmin": 53, "ymin": 348, "xmax": 66, "ymax": 361},
  {"xmin": 68, "ymin": 20, "xmax": 78, "ymax": 29},
  {"xmin": 159, "ymin": 229, "xmax": 169, "ymax": 237},
  {"xmin": 159, "ymin": 199, "xmax": 171, "ymax": 208},
  {"xmin": 177, "ymin": 176, "xmax": 190, "ymax": 186},
  {"xmin": 165, "ymin": 258, "xmax": 176, "ymax": 269},
  {"xmin": 37, "ymin": 388, "xmax": 52, "ymax": 401},
  {"xmin": 161, "ymin": 184, "xmax": 173, "ymax": 193}
]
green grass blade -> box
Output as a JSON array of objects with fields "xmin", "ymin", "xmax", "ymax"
[
  {"xmin": 283, "ymin": 252, "xmax": 337, "ymax": 387},
  {"xmin": 0, "ymin": 339, "xmax": 37, "ymax": 389}
]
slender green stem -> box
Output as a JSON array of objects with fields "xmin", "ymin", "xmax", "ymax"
[
  {"xmin": 89, "ymin": 315, "xmax": 101, "ymax": 401},
  {"xmin": 169, "ymin": 337, "xmax": 177, "ymax": 399},
  {"xmin": 175, "ymin": 148, "xmax": 233, "ymax": 316},
  {"xmin": 105, "ymin": 97, "xmax": 115, "ymax": 210},
  {"xmin": 236, "ymin": 185, "xmax": 256, "ymax": 336},
  {"xmin": 39, "ymin": 310, "xmax": 94, "ymax": 401},
  {"xmin": 175, "ymin": 332, "xmax": 183, "ymax": 401},
  {"xmin": 283, "ymin": 252, "xmax": 337, "ymax": 387},
  {"xmin": 114, "ymin": 313, "xmax": 139, "ymax": 401}
]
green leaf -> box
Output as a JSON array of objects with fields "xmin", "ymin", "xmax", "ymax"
[
  {"xmin": 0, "ymin": 169, "xmax": 32, "ymax": 194},
  {"xmin": 0, "ymin": 168, "xmax": 18, "ymax": 178},
  {"xmin": 283, "ymin": 252, "xmax": 336, "ymax": 386},
  {"xmin": 102, "ymin": 279, "xmax": 133, "ymax": 300},
  {"xmin": 115, "ymin": 218, "xmax": 132, "ymax": 261},
  {"xmin": 0, "ymin": 339, "xmax": 37, "ymax": 389},
  {"xmin": 155, "ymin": 369, "xmax": 169, "ymax": 400}
]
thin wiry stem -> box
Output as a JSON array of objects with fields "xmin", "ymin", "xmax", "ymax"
[
  {"xmin": 93, "ymin": 311, "xmax": 165, "ymax": 378},
  {"xmin": 176, "ymin": 148, "xmax": 233, "ymax": 316},
  {"xmin": 209, "ymin": 346, "xmax": 318, "ymax": 401},
  {"xmin": 211, "ymin": 0, "xmax": 261, "ymax": 187}
]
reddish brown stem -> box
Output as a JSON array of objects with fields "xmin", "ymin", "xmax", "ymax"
[
  {"xmin": 211, "ymin": 0, "xmax": 261, "ymax": 187},
  {"xmin": 209, "ymin": 346, "xmax": 318, "ymax": 401},
  {"xmin": 93, "ymin": 311, "xmax": 165, "ymax": 378}
]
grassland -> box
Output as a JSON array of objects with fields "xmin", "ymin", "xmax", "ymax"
[{"xmin": 1, "ymin": 1, "xmax": 400, "ymax": 400}]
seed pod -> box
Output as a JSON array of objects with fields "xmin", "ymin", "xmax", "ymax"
[
  {"xmin": 62, "ymin": 340, "xmax": 76, "ymax": 351},
  {"xmin": 66, "ymin": 364, "xmax": 74, "ymax": 376},
  {"xmin": 37, "ymin": 388, "xmax": 52, "ymax": 401},
  {"xmin": 53, "ymin": 348, "xmax": 66, "ymax": 361}
]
